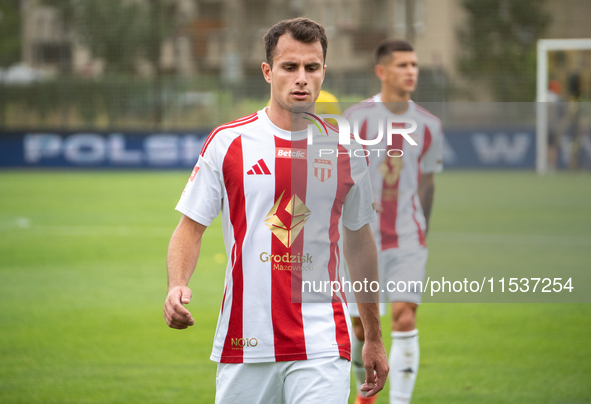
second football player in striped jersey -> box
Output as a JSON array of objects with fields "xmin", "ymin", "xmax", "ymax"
[{"xmin": 344, "ymin": 40, "xmax": 443, "ymax": 404}]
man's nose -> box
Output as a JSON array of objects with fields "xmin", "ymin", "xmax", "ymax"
[{"xmin": 295, "ymin": 67, "xmax": 308, "ymax": 86}]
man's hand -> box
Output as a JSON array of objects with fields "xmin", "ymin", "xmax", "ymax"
[
  {"xmin": 165, "ymin": 215, "xmax": 205, "ymax": 330},
  {"xmin": 374, "ymin": 199, "xmax": 383, "ymax": 214},
  {"xmin": 164, "ymin": 285, "xmax": 195, "ymax": 329},
  {"xmin": 359, "ymin": 336, "xmax": 389, "ymax": 397}
]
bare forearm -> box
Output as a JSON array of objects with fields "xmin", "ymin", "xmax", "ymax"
[
  {"xmin": 344, "ymin": 224, "xmax": 382, "ymax": 340},
  {"xmin": 344, "ymin": 224, "xmax": 389, "ymax": 396},
  {"xmin": 356, "ymin": 302, "xmax": 382, "ymax": 340},
  {"xmin": 167, "ymin": 215, "xmax": 205, "ymax": 290},
  {"xmin": 418, "ymin": 174, "xmax": 435, "ymax": 234}
]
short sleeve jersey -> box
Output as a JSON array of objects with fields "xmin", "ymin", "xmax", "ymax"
[
  {"xmin": 343, "ymin": 95, "xmax": 443, "ymax": 251},
  {"xmin": 176, "ymin": 108, "xmax": 376, "ymax": 363}
]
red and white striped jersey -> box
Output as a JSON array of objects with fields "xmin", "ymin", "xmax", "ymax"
[
  {"xmin": 176, "ymin": 108, "xmax": 376, "ymax": 364},
  {"xmin": 343, "ymin": 95, "xmax": 443, "ymax": 251}
]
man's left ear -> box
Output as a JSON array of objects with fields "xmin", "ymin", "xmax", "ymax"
[{"xmin": 262, "ymin": 62, "xmax": 272, "ymax": 84}]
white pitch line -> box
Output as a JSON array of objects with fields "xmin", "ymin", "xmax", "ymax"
[
  {"xmin": 1, "ymin": 225, "xmax": 171, "ymax": 237},
  {"xmin": 0, "ymin": 224, "xmax": 226, "ymax": 238},
  {"xmin": 0, "ymin": 217, "xmax": 32, "ymax": 230}
]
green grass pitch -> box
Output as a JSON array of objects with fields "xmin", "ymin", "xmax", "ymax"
[{"xmin": 0, "ymin": 170, "xmax": 590, "ymax": 403}]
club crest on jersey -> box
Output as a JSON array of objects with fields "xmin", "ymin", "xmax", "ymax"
[
  {"xmin": 313, "ymin": 159, "xmax": 333, "ymax": 182},
  {"xmin": 264, "ymin": 190, "xmax": 311, "ymax": 248}
]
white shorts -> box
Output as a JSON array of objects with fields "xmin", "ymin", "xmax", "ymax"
[
  {"xmin": 215, "ymin": 356, "xmax": 351, "ymax": 404},
  {"xmin": 348, "ymin": 246, "xmax": 428, "ymax": 317}
]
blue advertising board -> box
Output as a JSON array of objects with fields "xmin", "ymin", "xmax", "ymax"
[
  {"xmin": 0, "ymin": 127, "xmax": 540, "ymax": 169},
  {"xmin": 442, "ymin": 127, "xmax": 536, "ymax": 168},
  {"xmin": 0, "ymin": 131, "xmax": 210, "ymax": 169}
]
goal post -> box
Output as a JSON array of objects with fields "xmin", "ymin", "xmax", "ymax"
[{"xmin": 536, "ymin": 38, "xmax": 591, "ymax": 174}]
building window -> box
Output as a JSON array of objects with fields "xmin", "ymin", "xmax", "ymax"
[
  {"xmin": 33, "ymin": 42, "xmax": 71, "ymax": 67},
  {"xmin": 394, "ymin": 0, "xmax": 426, "ymax": 36}
]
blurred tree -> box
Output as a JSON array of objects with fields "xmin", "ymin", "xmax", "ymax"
[
  {"xmin": 42, "ymin": 0, "xmax": 176, "ymax": 128},
  {"xmin": 144, "ymin": 0, "xmax": 178, "ymax": 128},
  {"xmin": 42, "ymin": 0, "xmax": 152, "ymax": 74},
  {"xmin": 0, "ymin": 0, "xmax": 21, "ymax": 68},
  {"xmin": 458, "ymin": 0, "xmax": 550, "ymax": 101}
]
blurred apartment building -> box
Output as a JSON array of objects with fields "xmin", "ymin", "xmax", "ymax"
[
  {"xmin": 20, "ymin": 0, "xmax": 464, "ymax": 78},
  {"xmin": 20, "ymin": 0, "xmax": 591, "ymax": 90}
]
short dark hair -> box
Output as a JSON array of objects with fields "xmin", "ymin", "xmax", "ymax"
[
  {"xmin": 375, "ymin": 39, "xmax": 414, "ymax": 65},
  {"xmin": 263, "ymin": 17, "xmax": 328, "ymax": 67}
]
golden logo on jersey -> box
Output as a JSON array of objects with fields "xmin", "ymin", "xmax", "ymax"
[
  {"xmin": 231, "ymin": 337, "xmax": 258, "ymax": 349},
  {"xmin": 264, "ymin": 190, "xmax": 311, "ymax": 248},
  {"xmin": 379, "ymin": 156, "xmax": 404, "ymax": 187}
]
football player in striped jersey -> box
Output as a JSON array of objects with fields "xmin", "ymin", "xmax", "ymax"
[{"xmin": 345, "ymin": 39, "xmax": 443, "ymax": 404}]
